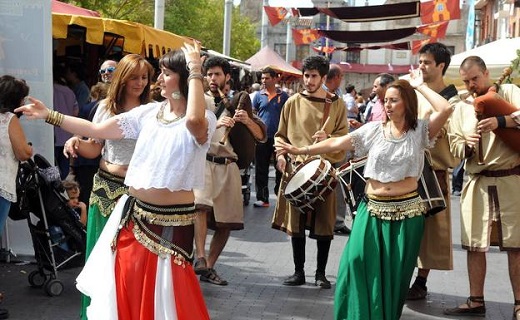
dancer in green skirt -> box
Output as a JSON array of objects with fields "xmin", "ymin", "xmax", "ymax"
[
  {"xmin": 275, "ymin": 70, "xmax": 453, "ymax": 320},
  {"xmin": 62, "ymin": 54, "xmax": 153, "ymax": 320}
]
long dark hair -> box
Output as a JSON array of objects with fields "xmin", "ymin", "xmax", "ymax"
[
  {"xmin": 159, "ymin": 50, "xmax": 189, "ymax": 99},
  {"xmin": 0, "ymin": 75, "xmax": 29, "ymax": 115}
]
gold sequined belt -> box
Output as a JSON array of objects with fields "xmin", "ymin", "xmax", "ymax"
[
  {"xmin": 117, "ymin": 197, "xmax": 196, "ymax": 265},
  {"xmin": 89, "ymin": 169, "xmax": 128, "ymax": 217},
  {"xmin": 366, "ymin": 191, "xmax": 426, "ymax": 221}
]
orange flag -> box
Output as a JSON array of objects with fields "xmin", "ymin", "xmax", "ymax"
[
  {"xmin": 411, "ymin": 38, "xmax": 436, "ymax": 55},
  {"xmin": 292, "ymin": 28, "xmax": 321, "ymax": 45},
  {"xmin": 417, "ymin": 21, "xmax": 449, "ymax": 39},
  {"xmin": 312, "ymin": 46, "xmax": 335, "ymax": 54},
  {"xmin": 264, "ymin": 6, "xmax": 288, "ymax": 26},
  {"xmin": 420, "ymin": 0, "xmax": 460, "ymax": 24}
]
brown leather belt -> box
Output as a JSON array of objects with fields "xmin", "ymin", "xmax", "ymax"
[
  {"xmin": 477, "ymin": 165, "xmax": 520, "ymax": 177},
  {"xmin": 206, "ymin": 155, "xmax": 236, "ymax": 165}
]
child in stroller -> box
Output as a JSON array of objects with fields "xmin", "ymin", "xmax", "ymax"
[
  {"xmin": 10, "ymin": 154, "xmax": 86, "ymax": 296},
  {"xmin": 61, "ymin": 180, "xmax": 87, "ymax": 227}
]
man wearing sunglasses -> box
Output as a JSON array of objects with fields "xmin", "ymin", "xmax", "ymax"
[{"xmin": 98, "ymin": 60, "xmax": 117, "ymax": 83}]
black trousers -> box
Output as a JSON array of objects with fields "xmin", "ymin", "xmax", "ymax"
[
  {"xmin": 254, "ymin": 137, "xmax": 282, "ymax": 202},
  {"xmin": 291, "ymin": 236, "xmax": 331, "ymax": 275}
]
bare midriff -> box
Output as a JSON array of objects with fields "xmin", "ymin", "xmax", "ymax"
[
  {"xmin": 99, "ymin": 159, "xmax": 128, "ymax": 178},
  {"xmin": 129, "ymin": 187, "xmax": 195, "ymax": 206},
  {"xmin": 366, "ymin": 176, "xmax": 418, "ymax": 197}
]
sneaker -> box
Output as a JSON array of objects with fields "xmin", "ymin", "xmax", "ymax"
[
  {"xmin": 314, "ymin": 273, "xmax": 331, "ymax": 289},
  {"xmin": 200, "ymin": 268, "xmax": 228, "ymax": 286},
  {"xmin": 253, "ymin": 200, "xmax": 269, "ymax": 208},
  {"xmin": 452, "ymin": 190, "xmax": 461, "ymax": 196},
  {"xmin": 283, "ymin": 271, "xmax": 305, "ymax": 286}
]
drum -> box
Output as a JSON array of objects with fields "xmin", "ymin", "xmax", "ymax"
[
  {"xmin": 419, "ymin": 153, "xmax": 446, "ymax": 216},
  {"xmin": 283, "ymin": 157, "xmax": 337, "ymax": 214},
  {"xmin": 336, "ymin": 157, "xmax": 367, "ymax": 213},
  {"xmin": 336, "ymin": 153, "xmax": 446, "ymax": 217}
]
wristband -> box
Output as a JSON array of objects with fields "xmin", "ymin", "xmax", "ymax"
[
  {"xmin": 496, "ymin": 115, "xmax": 506, "ymax": 129},
  {"xmin": 305, "ymin": 146, "xmax": 310, "ymax": 155}
]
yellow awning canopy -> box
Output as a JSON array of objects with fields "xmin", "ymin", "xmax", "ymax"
[{"xmin": 52, "ymin": 13, "xmax": 193, "ymax": 58}]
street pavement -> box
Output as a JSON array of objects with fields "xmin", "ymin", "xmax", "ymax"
[{"xmin": 0, "ymin": 170, "xmax": 515, "ymax": 320}]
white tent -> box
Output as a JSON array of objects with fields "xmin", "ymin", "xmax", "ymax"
[{"xmin": 445, "ymin": 38, "xmax": 520, "ymax": 87}]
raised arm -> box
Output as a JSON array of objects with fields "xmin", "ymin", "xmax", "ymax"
[
  {"xmin": 15, "ymin": 97, "xmax": 123, "ymax": 140},
  {"xmin": 182, "ymin": 41, "xmax": 209, "ymax": 145},
  {"xmin": 408, "ymin": 69, "xmax": 452, "ymax": 139}
]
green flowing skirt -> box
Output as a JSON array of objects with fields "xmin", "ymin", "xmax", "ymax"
[
  {"xmin": 80, "ymin": 203, "xmax": 110, "ymax": 320},
  {"xmin": 334, "ymin": 200, "xmax": 425, "ymax": 320}
]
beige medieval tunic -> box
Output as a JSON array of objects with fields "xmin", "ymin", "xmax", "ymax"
[
  {"xmin": 416, "ymin": 86, "xmax": 460, "ymax": 270},
  {"xmin": 272, "ymin": 93, "xmax": 348, "ymax": 240},
  {"xmin": 195, "ymin": 93, "xmax": 266, "ymax": 230},
  {"xmin": 449, "ymin": 84, "xmax": 520, "ymax": 251}
]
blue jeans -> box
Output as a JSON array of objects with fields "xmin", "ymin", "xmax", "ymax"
[
  {"xmin": 452, "ymin": 160, "xmax": 465, "ymax": 192},
  {"xmin": 0, "ymin": 196, "xmax": 12, "ymax": 237}
]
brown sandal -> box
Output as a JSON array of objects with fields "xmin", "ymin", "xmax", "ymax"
[
  {"xmin": 443, "ymin": 296, "xmax": 486, "ymax": 317},
  {"xmin": 513, "ymin": 300, "xmax": 520, "ymax": 320}
]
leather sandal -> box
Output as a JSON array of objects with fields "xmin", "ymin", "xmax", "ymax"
[
  {"xmin": 406, "ymin": 283, "xmax": 427, "ymax": 300},
  {"xmin": 512, "ymin": 299, "xmax": 520, "ymax": 320},
  {"xmin": 193, "ymin": 257, "xmax": 209, "ymax": 276},
  {"xmin": 443, "ymin": 296, "xmax": 486, "ymax": 317},
  {"xmin": 200, "ymin": 268, "xmax": 228, "ymax": 286}
]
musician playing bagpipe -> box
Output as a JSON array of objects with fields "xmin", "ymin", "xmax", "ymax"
[
  {"xmin": 445, "ymin": 56, "xmax": 520, "ymax": 319},
  {"xmin": 193, "ymin": 56, "xmax": 266, "ymax": 286},
  {"xmin": 272, "ymin": 56, "xmax": 348, "ymax": 290}
]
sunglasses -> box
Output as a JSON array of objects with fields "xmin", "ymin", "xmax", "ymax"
[{"xmin": 99, "ymin": 66, "xmax": 116, "ymax": 74}]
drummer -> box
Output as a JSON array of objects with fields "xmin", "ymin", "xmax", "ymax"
[
  {"xmin": 272, "ymin": 55, "xmax": 348, "ymax": 290},
  {"xmin": 275, "ymin": 71, "xmax": 452, "ymax": 319}
]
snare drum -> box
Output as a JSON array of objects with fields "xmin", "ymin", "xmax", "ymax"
[
  {"xmin": 336, "ymin": 157, "xmax": 367, "ymax": 213},
  {"xmin": 419, "ymin": 153, "xmax": 446, "ymax": 216},
  {"xmin": 283, "ymin": 157, "xmax": 337, "ymax": 214}
]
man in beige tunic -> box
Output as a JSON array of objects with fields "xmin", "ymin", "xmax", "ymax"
[
  {"xmin": 444, "ymin": 56, "xmax": 520, "ymax": 319},
  {"xmin": 273, "ymin": 55, "xmax": 348, "ymax": 289},
  {"xmin": 408, "ymin": 42, "xmax": 460, "ymax": 300},
  {"xmin": 194, "ymin": 56, "xmax": 266, "ymax": 286}
]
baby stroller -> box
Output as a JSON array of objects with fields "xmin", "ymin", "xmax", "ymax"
[{"xmin": 9, "ymin": 154, "xmax": 86, "ymax": 296}]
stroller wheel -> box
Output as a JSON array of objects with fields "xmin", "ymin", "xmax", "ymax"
[
  {"xmin": 45, "ymin": 279, "xmax": 64, "ymax": 297},
  {"xmin": 28, "ymin": 270, "xmax": 46, "ymax": 288}
]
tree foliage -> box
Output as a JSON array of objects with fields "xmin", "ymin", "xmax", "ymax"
[{"xmin": 67, "ymin": 0, "xmax": 259, "ymax": 61}]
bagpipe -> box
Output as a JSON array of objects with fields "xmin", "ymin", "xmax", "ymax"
[
  {"xmin": 473, "ymin": 67, "xmax": 520, "ymax": 164},
  {"xmin": 217, "ymin": 89, "xmax": 257, "ymax": 170}
]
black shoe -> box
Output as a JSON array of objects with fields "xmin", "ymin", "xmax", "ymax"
[
  {"xmin": 334, "ymin": 225, "xmax": 351, "ymax": 235},
  {"xmin": 0, "ymin": 308, "xmax": 8, "ymax": 320},
  {"xmin": 283, "ymin": 272, "xmax": 305, "ymax": 286},
  {"xmin": 314, "ymin": 273, "xmax": 331, "ymax": 289}
]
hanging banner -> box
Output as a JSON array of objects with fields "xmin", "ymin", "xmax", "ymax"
[
  {"xmin": 420, "ymin": 0, "xmax": 461, "ymax": 24},
  {"xmin": 292, "ymin": 28, "xmax": 321, "ymax": 45},
  {"xmin": 417, "ymin": 21, "xmax": 449, "ymax": 39},
  {"xmin": 263, "ymin": 6, "xmax": 288, "ymax": 26}
]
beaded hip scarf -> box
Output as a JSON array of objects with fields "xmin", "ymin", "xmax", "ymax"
[
  {"xmin": 366, "ymin": 191, "xmax": 426, "ymax": 221},
  {"xmin": 117, "ymin": 197, "xmax": 196, "ymax": 266},
  {"xmin": 89, "ymin": 169, "xmax": 127, "ymax": 217}
]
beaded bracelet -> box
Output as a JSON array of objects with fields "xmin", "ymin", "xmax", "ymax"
[
  {"xmin": 187, "ymin": 73, "xmax": 204, "ymax": 82},
  {"xmin": 45, "ymin": 110, "xmax": 64, "ymax": 126}
]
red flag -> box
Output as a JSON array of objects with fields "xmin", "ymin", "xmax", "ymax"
[
  {"xmin": 411, "ymin": 38, "xmax": 436, "ymax": 55},
  {"xmin": 264, "ymin": 6, "xmax": 288, "ymax": 26},
  {"xmin": 292, "ymin": 29, "xmax": 321, "ymax": 45},
  {"xmin": 416, "ymin": 21, "xmax": 449, "ymax": 39},
  {"xmin": 312, "ymin": 46, "xmax": 335, "ymax": 54},
  {"xmin": 420, "ymin": 0, "xmax": 460, "ymax": 24}
]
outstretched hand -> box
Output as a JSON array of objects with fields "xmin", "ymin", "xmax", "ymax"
[
  {"xmin": 14, "ymin": 97, "xmax": 50, "ymax": 120},
  {"xmin": 274, "ymin": 140, "xmax": 302, "ymax": 156},
  {"xmin": 407, "ymin": 67, "xmax": 425, "ymax": 89}
]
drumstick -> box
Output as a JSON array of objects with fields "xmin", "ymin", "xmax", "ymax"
[{"xmin": 314, "ymin": 116, "xmax": 331, "ymax": 144}]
